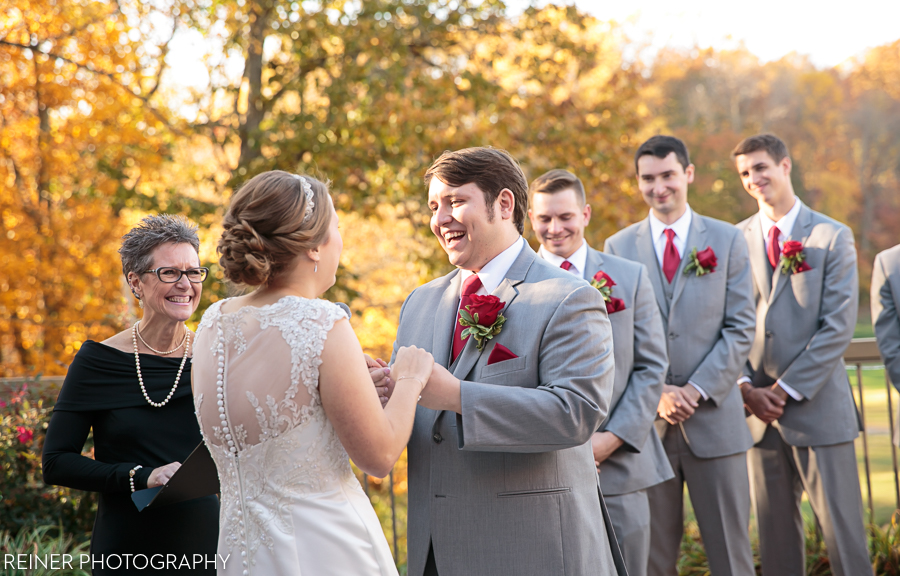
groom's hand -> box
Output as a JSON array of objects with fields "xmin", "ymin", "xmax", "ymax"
[
  {"xmin": 418, "ymin": 363, "xmax": 462, "ymax": 414},
  {"xmin": 364, "ymin": 354, "xmax": 393, "ymax": 407}
]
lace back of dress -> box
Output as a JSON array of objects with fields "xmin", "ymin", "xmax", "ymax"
[{"xmin": 193, "ymin": 297, "xmax": 346, "ymax": 451}]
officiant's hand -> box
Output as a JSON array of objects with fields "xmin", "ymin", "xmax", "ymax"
[
  {"xmin": 147, "ymin": 461, "xmax": 181, "ymax": 488},
  {"xmin": 365, "ymin": 354, "xmax": 393, "ymax": 407},
  {"xmin": 418, "ymin": 363, "xmax": 462, "ymax": 414}
]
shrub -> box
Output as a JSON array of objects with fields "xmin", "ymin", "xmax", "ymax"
[
  {"xmin": 0, "ymin": 524, "xmax": 91, "ymax": 576},
  {"xmin": 0, "ymin": 379, "xmax": 96, "ymax": 540}
]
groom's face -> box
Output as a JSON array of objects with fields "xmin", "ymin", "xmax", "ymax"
[{"xmin": 429, "ymin": 178, "xmax": 501, "ymax": 271}]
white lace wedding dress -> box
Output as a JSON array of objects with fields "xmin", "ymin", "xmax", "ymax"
[{"xmin": 192, "ymin": 296, "xmax": 398, "ymax": 576}]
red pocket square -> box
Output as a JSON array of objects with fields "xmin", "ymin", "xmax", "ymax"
[{"xmin": 487, "ymin": 343, "xmax": 518, "ymax": 365}]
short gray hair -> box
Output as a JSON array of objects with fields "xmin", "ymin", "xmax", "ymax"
[{"xmin": 119, "ymin": 214, "xmax": 200, "ymax": 278}]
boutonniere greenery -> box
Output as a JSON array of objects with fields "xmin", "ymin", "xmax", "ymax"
[
  {"xmin": 780, "ymin": 240, "xmax": 812, "ymax": 274},
  {"xmin": 590, "ymin": 271, "xmax": 626, "ymax": 314},
  {"xmin": 458, "ymin": 295, "xmax": 507, "ymax": 351},
  {"xmin": 683, "ymin": 246, "xmax": 717, "ymax": 276}
]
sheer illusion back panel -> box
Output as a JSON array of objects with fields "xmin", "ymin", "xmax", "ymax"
[{"xmin": 193, "ymin": 298, "xmax": 337, "ymax": 451}]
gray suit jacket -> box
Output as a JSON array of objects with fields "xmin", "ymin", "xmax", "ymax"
[
  {"xmin": 605, "ymin": 213, "xmax": 755, "ymax": 459},
  {"xmin": 873, "ymin": 245, "xmax": 900, "ymax": 446},
  {"xmin": 540, "ymin": 246, "xmax": 673, "ymax": 495},
  {"xmin": 393, "ymin": 244, "xmax": 622, "ymax": 576},
  {"xmin": 737, "ymin": 202, "xmax": 860, "ymax": 447}
]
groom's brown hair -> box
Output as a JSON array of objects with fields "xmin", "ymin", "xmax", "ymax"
[{"xmin": 425, "ymin": 147, "xmax": 528, "ymax": 234}]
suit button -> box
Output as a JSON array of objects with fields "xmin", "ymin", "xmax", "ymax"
[
  {"xmin": 433, "ymin": 433, "xmax": 443, "ymax": 444},
  {"xmin": 668, "ymin": 333, "xmax": 676, "ymax": 340},
  {"xmin": 765, "ymin": 330, "xmax": 773, "ymax": 338}
]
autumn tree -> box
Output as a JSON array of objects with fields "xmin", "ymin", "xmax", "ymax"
[{"xmin": 0, "ymin": 0, "xmax": 184, "ymax": 375}]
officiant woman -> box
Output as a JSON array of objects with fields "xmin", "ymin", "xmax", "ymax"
[{"xmin": 42, "ymin": 215, "xmax": 218, "ymax": 575}]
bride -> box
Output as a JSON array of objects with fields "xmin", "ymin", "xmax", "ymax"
[{"xmin": 191, "ymin": 170, "xmax": 432, "ymax": 576}]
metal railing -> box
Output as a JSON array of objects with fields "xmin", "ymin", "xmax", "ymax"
[{"xmin": 844, "ymin": 337, "xmax": 899, "ymax": 525}]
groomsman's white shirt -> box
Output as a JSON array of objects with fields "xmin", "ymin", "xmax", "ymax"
[
  {"xmin": 538, "ymin": 240, "xmax": 588, "ymax": 277},
  {"xmin": 648, "ymin": 205, "xmax": 692, "ymax": 268},
  {"xmin": 737, "ymin": 197, "xmax": 803, "ymax": 401},
  {"xmin": 458, "ymin": 237, "xmax": 525, "ymax": 299},
  {"xmin": 646, "ymin": 205, "xmax": 709, "ymax": 400},
  {"xmin": 759, "ymin": 197, "xmax": 801, "ymax": 255}
]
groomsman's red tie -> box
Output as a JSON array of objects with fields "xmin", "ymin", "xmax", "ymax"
[
  {"xmin": 560, "ymin": 260, "xmax": 573, "ymax": 271},
  {"xmin": 452, "ymin": 274, "xmax": 483, "ymax": 362},
  {"xmin": 663, "ymin": 228, "xmax": 680, "ymax": 283},
  {"xmin": 767, "ymin": 226, "xmax": 781, "ymax": 271}
]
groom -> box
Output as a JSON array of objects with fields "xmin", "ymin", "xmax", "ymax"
[{"xmin": 390, "ymin": 147, "xmax": 623, "ymax": 576}]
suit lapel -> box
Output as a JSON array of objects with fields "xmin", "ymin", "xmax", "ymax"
[
  {"xmin": 769, "ymin": 202, "xmax": 813, "ymax": 306},
  {"xmin": 433, "ymin": 270, "xmax": 462, "ymax": 369},
  {"xmin": 670, "ymin": 214, "xmax": 707, "ymax": 311},
  {"xmin": 636, "ymin": 219, "xmax": 669, "ymax": 316},
  {"xmin": 583, "ymin": 247, "xmax": 604, "ymax": 282},
  {"xmin": 746, "ymin": 214, "xmax": 772, "ymax": 299},
  {"xmin": 451, "ymin": 246, "xmax": 532, "ymax": 380}
]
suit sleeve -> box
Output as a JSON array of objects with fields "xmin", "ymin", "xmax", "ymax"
[
  {"xmin": 602, "ymin": 265, "xmax": 668, "ymax": 452},
  {"xmin": 456, "ymin": 284, "xmax": 614, "ymax": 452},
  {"xmin": 687, "ymin": 230, "xmax": 756, "ymax": 405},
  {"xmin": 873, "ymin": 253, "xmax": 900, "ymax": 389},
  {"xmin": 779, "ymin": 226, "xmax": 858, "ymax": 399}
]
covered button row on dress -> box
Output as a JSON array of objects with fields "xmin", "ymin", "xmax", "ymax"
[{"xmin": 216, "ymin": 325, "xmax": 237, "ymax": 454}]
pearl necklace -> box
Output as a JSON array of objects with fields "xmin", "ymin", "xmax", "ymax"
[
  {"xmin": 132, "ymin": 322, "xmax": 191, "ymax": 408},
  {"xmin": 135, "ymin": 320, "xmax": 188, "ymax": 355}
]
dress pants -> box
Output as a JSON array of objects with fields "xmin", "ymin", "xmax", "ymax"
[
  {"xmin": 605, "ymin": 490, "xmax": 651, "ymax": 576},
  {"xmin": 647, "ymin": 424, "xmax": 755, "ymax": 576},
  {"xmin": 424, "ymin": 542, "xmax": 438, "ymax": 576},
  {"xmin": 748, "ymin": 425, "xmax": 872, "ymax": 576}
]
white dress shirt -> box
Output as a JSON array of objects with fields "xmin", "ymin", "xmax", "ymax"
[
  {"xmin": 737, "ymin": 197, "xmax": 803, "ymax": 401},
  {"xmin": 759, "ymin": 196, "xmax": 801, "ymax": 255},
  {"xmin": 648, "ymin": 205, "xmax": 692, "ymax": 267},
  {"xmin": 646, "ymin": 206, "xmax": 709, "ymax": 400},
  {"xmin": 458, "ymin": 237, "xmax": 525, "ymax": 299},
  {"xmin": 538, "ymin": 240, "xmax": 588, "ymax": 277}
]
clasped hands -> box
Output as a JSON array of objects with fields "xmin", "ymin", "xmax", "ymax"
[
  {"xmin": 365, "ymin": 351, "xmax": 462, "ymax": 413},
  {"xmin": 740, "ymin": 382, "xmax": 787, "ymax": 424},
  {"xmin": 657, "ymin": 384, "xmax": 702, "ymax": 425}
]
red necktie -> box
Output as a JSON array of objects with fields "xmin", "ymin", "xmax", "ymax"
[
  {"xmin": 560, "ymin": 260, "xmax": 573, "ymax": 272},
  {"xmin": 452, "ymin": 274, "xmax": 483, "ymax": 362},
  {"xmin": 662, "ymin": 228, "xmax": 680, "ymax": 283},
  {"xmin": 767, "ymin": 226, "xmax": 781, "ymax": 270}
]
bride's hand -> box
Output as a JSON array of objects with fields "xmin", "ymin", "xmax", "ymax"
[{"xmin": 390, "ymin": 346, "xmax": 433, "ymax": 395}]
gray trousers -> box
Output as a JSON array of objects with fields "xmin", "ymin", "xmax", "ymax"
[
  {"xmin": 748, "ymin": 425, "xmax": 872, "ymax": 576},
  {"xmin": 647, "ymin": 425, "xmax": 755, "ymax": 576},
  {"xmin": 605, "ymin": 490, "xmax": 651, "ymax": 576}
]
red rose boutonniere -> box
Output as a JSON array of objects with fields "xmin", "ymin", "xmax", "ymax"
[
  {"xmin": 780, "ymin": 241, "xmax": 812, "ymax": 274},
  {"xmin": 458, "ymin": 295, "xmax": 507, "ymax": 351},
  {"xmin": 590, "ymin": 271, "xmax": 627, "ymax": 314},
  {"xmin": 683, "ymin": 246, "xmax": 717, "ymax": 277}
]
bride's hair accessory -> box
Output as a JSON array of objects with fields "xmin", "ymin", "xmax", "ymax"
[{"xmin": 292, "ymin": 174, "xmax": 315, "ymax": 223}]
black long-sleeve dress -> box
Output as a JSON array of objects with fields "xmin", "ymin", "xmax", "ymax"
[{"xmin": 42, "ymin": 340, "xmax": 218, "ymax": 575}]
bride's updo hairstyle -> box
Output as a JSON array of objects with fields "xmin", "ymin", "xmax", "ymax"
[{"xmin": 218, "ymin": 170, "xmax": 331, "ymax": 286}]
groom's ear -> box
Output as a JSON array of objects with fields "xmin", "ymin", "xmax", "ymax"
[{"xmin": 497, "ymin": 188, "xmax": 515, "ymax": 221}]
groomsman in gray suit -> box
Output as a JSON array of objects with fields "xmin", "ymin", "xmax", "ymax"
[
  {"xmin": 733, "ymin": 133, "xmax": 871, "ymax": 576},
  {"xmin": 529, "ymin": 168, "xmax": 674, "ymax": 576},
  {"xmin": 390, "ymin": 148, "xmax": 625, "ymax": 576},
  {"xmin": 605, "ymin": 135, "xmax": 756, "ymax": 576},
  {"xmin": 873, "ymin": 244, "xmax": 900, "ymax": 437}
]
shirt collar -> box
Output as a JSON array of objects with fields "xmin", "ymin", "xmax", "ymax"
[
  {"xmin": 648, "ymin": 205, "xmax": 693, "ymax": 242},
  {"xmin": 459, "ymin": 237, "xmax": 525, "ymax": 296},
  {"xmin": 759, "ymin": 197, "xmax": 800, "ymax": 240},
  {"xmin": 538, "ymin": 240, "xmax": 588, "ymax": 276}
]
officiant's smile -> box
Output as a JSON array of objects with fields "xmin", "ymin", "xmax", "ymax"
[{"xmin": 428, "ymin": 179, "xmax": 518, "ymax": 272}]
